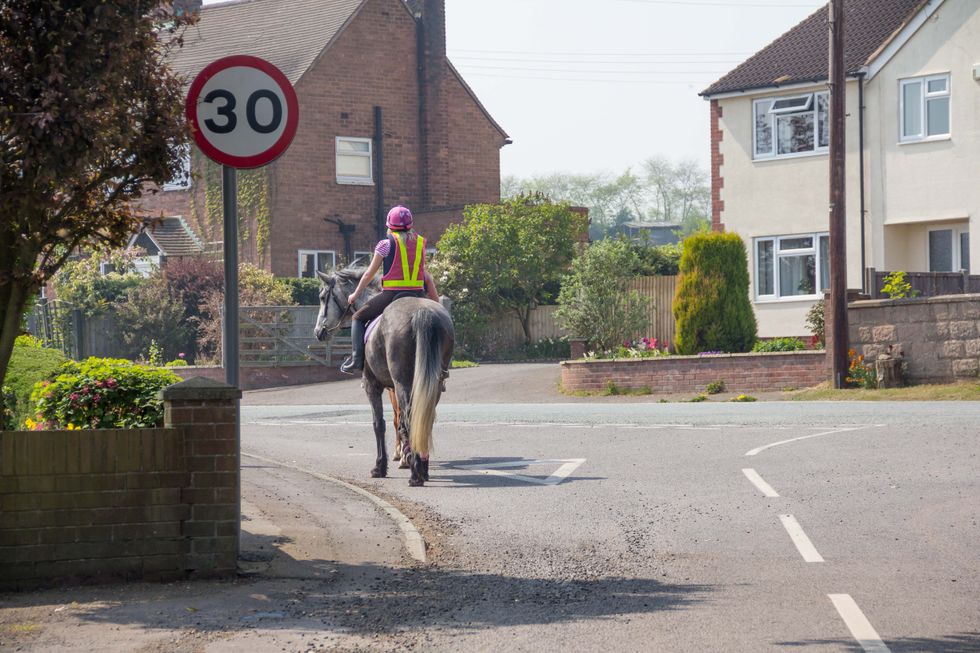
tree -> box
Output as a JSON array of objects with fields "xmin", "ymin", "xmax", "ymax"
[
  {"xmin": 502, "ymin": 171, "xmax": 646, "ymax": 240},
  {"xmin": 555, "ymin": 238, "xmax": 649, "ymax": 352},
  {"xmin": 642, "ymin": 156, "xmax": 710, "ymax": 237},
  {"xmin": 431, "ymin": 196, "xmax": 587, "ymax": 347},
  {"xmin": 0, "ymin": 2, "xmax": 194, "ymax": 406},
  {"xmin": 672, "ymin": 232, "xmax": 757, "ymax": 354}
]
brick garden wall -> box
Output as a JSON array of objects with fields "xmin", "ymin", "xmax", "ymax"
[
  {"xmin": 0, "ymin": 377, "xmax": 241, "ymax": 590},
  {"xmin": 560, "ymin": 351, "xmax": 827, "ymax": 394},
  {"xmin": 842, "ymin": 294, "xmax": 980, "ymax": 383}
]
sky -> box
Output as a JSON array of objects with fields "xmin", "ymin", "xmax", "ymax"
[{"xmin": 203, "ymin": 0, "xmax": 827, "ymax": 178}]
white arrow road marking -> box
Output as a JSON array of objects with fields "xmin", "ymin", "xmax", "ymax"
[
  {"xmin": 829, "ymin": 594, "xmax": 892, "ymax": 652},
  {"xmin": 779, "ymin": 514, "xmax": 824, "ymax": 562},
  {"xmin": 742, "ymin": 468, "xmax": 779, "ymax": 497},
  {"xmin": 745, "ymin": 427, "xmax": 868, "ymax": 456},
  {"xmin": 452, "ymin": 458, "xmax": 586, "ymax": 486}
]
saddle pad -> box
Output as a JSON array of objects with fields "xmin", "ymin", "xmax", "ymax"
[{"xmin": 364, "ymin": 316, "xmax": 381, "ymax": 343}]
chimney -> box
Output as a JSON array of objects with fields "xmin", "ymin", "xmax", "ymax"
[{"xmin": 418, "ymin": 0, "xmax": 450, "ymax": 208}]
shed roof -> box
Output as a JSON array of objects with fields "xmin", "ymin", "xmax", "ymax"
[{"xmin": 701, "ymin": 0, "xmax": 929, "ymax": 97}]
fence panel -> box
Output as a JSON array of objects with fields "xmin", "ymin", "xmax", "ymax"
[
  {"xmin": 629, "ymin": 276, "xmax": 677, "ymax": 345},
  {"xmin": 866, "ymin": 268, "xmax": 980, "ymax": 299}
]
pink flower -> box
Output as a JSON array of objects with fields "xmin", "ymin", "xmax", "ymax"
[
  {"xmin": 178, "ymin": 352, "xmax": 186, "ymax": 359},
  {"xmin": 70, "ymin": 393, "xmax": 79, "ymax": 401},
  {"xmin": 93, "ymin": 394, "xmax": 101, "ymax": 404},
  {"xmin": 106, "ymin": 378, "xmax": 117, "ymax": 388}
]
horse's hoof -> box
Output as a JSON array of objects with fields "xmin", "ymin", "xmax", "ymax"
[
  {"xmin": 371, "ymin": 468, "xmax": 387, "ymax": 478},
  {"xmin": 398, "ymin": 460, "xmax": 410, "ymax": 469},
  {"xmin": 392, "ymin": 453, "xmax": 400, "ymax": 462},
  {"xmin": 409, "ymin": 477, "xmax": 424, "ymax": 487}
]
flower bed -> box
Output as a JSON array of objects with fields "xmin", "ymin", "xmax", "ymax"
[{"xmin": 560, "ymin": 350, "xmax": 827, "ymax": 394}]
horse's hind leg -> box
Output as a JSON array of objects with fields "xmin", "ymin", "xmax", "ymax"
[
  {"xmin": 366, "ymin": 378, "xmax": 387, "ymax": 478},
  {"xmin": 388, "ymin": 387, "xmax": 407, "ymax": 466},
  {"xmin": 393, "ymin": 384, "xmax": 425, "ymax": 487}
]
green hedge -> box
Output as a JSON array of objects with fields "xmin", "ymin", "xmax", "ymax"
[
  {"xmin": 752, "ymin": 337, "xmax": 807, "ymax": 353},
  {"xmin": 4, "ymin": 344, "xmax": 68, "ymax": 429}
]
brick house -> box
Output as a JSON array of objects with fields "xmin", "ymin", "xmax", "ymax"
[
  {"xmin": 700, "ymin": 0, "xmax": 978, "ymax": 337},
  {"xmin": 139, "ymin": 0, "xmax": 509, "ymax": 278}
]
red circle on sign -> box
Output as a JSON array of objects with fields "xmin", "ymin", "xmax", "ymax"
[{"xmin": 186, "ymin": 55, "xmax": 299, "ymax": 169}]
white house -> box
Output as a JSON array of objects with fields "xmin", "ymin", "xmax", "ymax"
[{"xmin": 701, "ymin": 0, "xmax": 979, "ymax": 337}]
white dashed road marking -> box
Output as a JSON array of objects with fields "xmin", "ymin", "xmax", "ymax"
[
  {"xmin": 829, "ymin": 594, "xmax": 892, "ymax": 652},
  {"xmin": 742, "ymin": 468, "xmax": 779, "ymax": 497},
  {"xmin": 778, "ymin": 514, "xmax": 824, "ymax": 562}
]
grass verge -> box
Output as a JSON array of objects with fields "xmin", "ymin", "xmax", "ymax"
[{"xmin": 787, "ymin": 381, "xmax": 980, "ymax": 401}]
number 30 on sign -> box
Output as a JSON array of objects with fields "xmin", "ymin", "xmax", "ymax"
[{"xmin": 186, "ymin": 55, "xmax": 299, "ymax": 169}]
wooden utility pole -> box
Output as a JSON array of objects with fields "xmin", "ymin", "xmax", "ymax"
[{"xmin": 828, "ymin": 0, "xmax": 849, "ymax": 387}]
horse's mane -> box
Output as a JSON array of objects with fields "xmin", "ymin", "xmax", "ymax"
[{"xmin": 333, "ymin": 265, "xmax": 381, "ymax": 293}]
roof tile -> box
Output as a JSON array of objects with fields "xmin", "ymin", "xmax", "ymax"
[{"xmin": 701, "ymin": 0, "xmax": 928, "ymax": 97}]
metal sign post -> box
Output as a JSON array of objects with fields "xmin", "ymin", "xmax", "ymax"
[{"xmin": 186, "ymin": 54, "xmax": 299, "ymax": 547}]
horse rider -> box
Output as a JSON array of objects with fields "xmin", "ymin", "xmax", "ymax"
[{"xmin": 340, "ymin": 205, "xmax": 440, "ymax": 374}]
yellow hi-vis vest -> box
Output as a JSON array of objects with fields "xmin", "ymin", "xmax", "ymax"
[{"xmin": 381, "ymin": 231, "xmax": 426, "ymax": 290}]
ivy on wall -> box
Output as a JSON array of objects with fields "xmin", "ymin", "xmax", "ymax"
[{"xmin": 197, "ymin": 153, "xmax": 272, "ymax": 265}]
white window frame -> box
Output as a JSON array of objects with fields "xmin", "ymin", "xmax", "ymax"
[
  {"xmin": 753, "ymin": 91, "xmax": 829, "ymax": 160},
  {"xmin": 335, "ymin": 136, "xmax": 374, "ymax": 185},
  {"xmin": 927, "ymin": 227, "xmax": 969, "ymax": 272},
  {"xmin": 351, "ymin": 250, "xmax": 373, "ymax": 266},
  {"xmin": 754, "ymin": 233, "xmax": 830, "ymax": 302},
  {"xmin": 162, "ymin": 146, "xmax": 192, "ymax": 191},
  {"xmin": 297, "ymin": 250, "xmax": 337, "ymax": 278},
  {"xmin": 899, "ymin": 73, "xmax": 951, "ymax": 143}
]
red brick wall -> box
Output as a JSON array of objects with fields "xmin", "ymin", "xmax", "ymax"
[
  {"xmin": 560, "ymin": 351, "xmax": 826, "ymax": 394},
  {"xmin": 0, "ymin": 378, "xmax": 241, "ymax": 590},
  {"xmin": 710, "ymin": 99, "xmax": 725, "ymax": 232},
  {"xmin": 138, "ymin": 0, "xmax": 503, "ymax": 275}
]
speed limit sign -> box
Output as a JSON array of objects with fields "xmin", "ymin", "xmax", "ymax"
[{"xmin": 186, "ymin": 55, "xmax": 299, "ymax": 168}]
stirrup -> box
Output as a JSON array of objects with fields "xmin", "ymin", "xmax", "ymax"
[{"xmin": 340, "ymin": 356, "xmax": 362, "ymax": 375}]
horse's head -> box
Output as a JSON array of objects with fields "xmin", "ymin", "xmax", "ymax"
[
  {"xmin": 313, "ymin": 271, "xmax": 345, "ymax": 341},
  {"xmin": 312, "ymin": 266, "xmax": 376, "ymax": 341}
]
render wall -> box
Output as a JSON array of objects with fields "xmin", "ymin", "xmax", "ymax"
[{"xmin": 864, "ymin": 0, "xmax": 979, "ymax": 274}]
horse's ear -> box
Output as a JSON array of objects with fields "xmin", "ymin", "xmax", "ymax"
[{"xmin": 316, "ymin": 270, "xmax": 332, "ymax": 284}]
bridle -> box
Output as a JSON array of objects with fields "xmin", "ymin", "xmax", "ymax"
[{"xmin": 322, "ymin": 278, "xmax": 354, "ymax": 336}]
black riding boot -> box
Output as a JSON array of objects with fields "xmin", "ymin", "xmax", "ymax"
[{"xmin": 340, "ymin": 319, "xmax": 366, "ymax": 374}]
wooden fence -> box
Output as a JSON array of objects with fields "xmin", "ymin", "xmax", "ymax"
[
  {"xmin": 486, "ymin": 276, "xmax": 678, "ymax": 351},
  {"xmin": 865, "ymin": 268, "xmax": 980, "ymax": 299}
]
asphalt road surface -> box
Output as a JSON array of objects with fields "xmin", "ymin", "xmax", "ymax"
[{"xmin": 241, "ymin": 364, "xmax": 980, "ymax": 652}]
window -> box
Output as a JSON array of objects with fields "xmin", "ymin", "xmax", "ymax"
[
  {"xmin": 351, "ymin": 250, "xmax": 373, "ymax": 266},
  {"xmin": 298, "ymin": 250, "xmax": 336, "ymax": 277},
  {"xmin": 336, "ymin": 137, "xmax": 373, "ymax": 185},
  {"xmin": 755, "ymin": 234, "xmax": 830, "ymax": 300},
  {"xmin": 162, "ymin": 146, "xmax": 192, "ymax": 191},
  {"xmin": 753, "ymin": 91, "xmax": 829, "ymax": 159},
  {"xmin": 928, "ymin": 228, "xmax": 969, "ymax": 272},
  {"xmin": 900, "ymin": 74, "xmax": 950, "ymax": 142}
]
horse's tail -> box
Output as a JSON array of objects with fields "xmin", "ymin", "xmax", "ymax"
[{"xmin": 409, "ymin": 307, "xmax": 444, "ymax": 457}]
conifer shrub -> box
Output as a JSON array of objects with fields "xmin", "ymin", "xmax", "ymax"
[{"xmin": 672, "ymin": 232, "xmax": 757, "ymax": 354}]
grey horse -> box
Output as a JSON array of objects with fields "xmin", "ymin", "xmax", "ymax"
[{"xmin": 313, "ymin": 267, "xmax": 454, "ymax": 486}]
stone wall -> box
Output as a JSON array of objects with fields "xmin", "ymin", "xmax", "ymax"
[
  {"xmin": 560, "ymin": 351, "xmax": 826, "ymax": 394},
  {"xmin": 845, "ymin": 294, "xmax": 980, "ymax": 383},
  {"xmin": 0, "ymin": 377, "xmax": 241, "ymax": 590}
]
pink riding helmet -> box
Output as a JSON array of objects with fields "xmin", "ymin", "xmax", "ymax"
[{"xmin": 386, "ymin": 205, "xmax": 413, "ymax": 231}]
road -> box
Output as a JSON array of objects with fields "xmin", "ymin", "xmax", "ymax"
[{"xmin": 241, "ymin": 364, "xmax": 980, "ymax": 652}]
